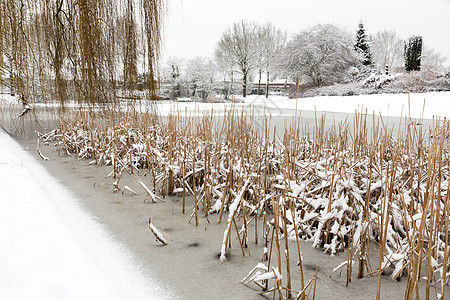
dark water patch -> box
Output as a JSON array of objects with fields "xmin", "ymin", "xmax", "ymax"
[
  {"xmin": 303, "ymin": 263, "xmax": 319, "ymax": 272},
  {"xmin": 187, "ymin": 242, "xmax": 200, "ymax": 248}
]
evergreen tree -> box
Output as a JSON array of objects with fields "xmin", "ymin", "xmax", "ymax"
[
  {"xmin": 404, "ymin": 36, "xmax": 423, "ymax": 71},
  {"xmin": 355, "ymin": 22, "xmax": 372, "ymax": 66}
]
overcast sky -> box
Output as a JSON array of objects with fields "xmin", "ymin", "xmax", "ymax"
[{"xmin": 162, "ymin": 0, "xmax": 450, "ymax": 65}]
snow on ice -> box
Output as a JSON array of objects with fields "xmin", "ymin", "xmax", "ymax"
[{"xmin": 0, "ymin": 129, "xmax": 173, "ymax": 300}]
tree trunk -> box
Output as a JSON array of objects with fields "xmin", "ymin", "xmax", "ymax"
[
  {"xmin": 258, "ymin": 69, "xmax": 262, "ymax": 95},
  {"xmin": 242, "ymin": 69, "xmax": 247, "ymax": 97},
  {"xmin": 265, "ymin": 71, "xmax": 270, "ymax": 98},
  {"xmin": 230, "ymin": 70, "xmax": 234, "ymax": 97},
  {"xmin": 9, "ymin": 70, "xmax": 14, "ymax": 96}
]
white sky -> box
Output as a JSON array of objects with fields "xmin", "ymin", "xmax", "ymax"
[{"xmin": 163, "ymin": 0, "xmax": 450, "ymax": 65}]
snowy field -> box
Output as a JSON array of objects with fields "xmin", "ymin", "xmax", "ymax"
[
  {"xmin": 157, "ymin": 91, "xmax": 450, "ymax": 120},
  {"xmin": 244, "ymin": 91, "xmax": 448, "ymax": 119},
  {"xmin": 0, "ymin": 129, "xmax": 173, "ymax": 299}
]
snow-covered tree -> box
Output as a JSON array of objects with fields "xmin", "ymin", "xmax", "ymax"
[
  {"xmin": 185, "ymin": 57, "xmax": 216, "ymax": 100},
  {"xmin": 355, "ymin": 22, "xmax": 372, "ymax": 66},
  {"xmin": 370, "ymin": 30, "xmax": 404, "ymax": 73},
  {"xmin": 421, "ymin": 46, "xmax": 447, "ymax": 70},
  {"xmin": 277, "ymin": 24, "xmax": 361, "ymax": 86},
  {"xmin": 163, "ymin": 57, "xmax": 187, "ymax": 99},
  {"xmin": 404, "ymin": 35, "xmax": 423, "ymax": 72},
  {"xmin": 256, "ymin": 23, "xmax": 286, "ymax": 97},
  {"xmin": 215, "ymin": 21, "xmax": 259, "ymax": 97}
]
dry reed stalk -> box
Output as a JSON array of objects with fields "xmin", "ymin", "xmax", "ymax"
[
  {"xmin": 426, "ymin": 120, "xmax": 445, "ymax": 299},
  {"xmin": 405, "ymin": 118, "xmax": 438, "ymax": 300},
  {"xmin": 116, "ymin": 157, "xmax": 162, "ymax": 203},
  {"xmin": 219, "ymin": 178, "xmax": 251, "ymax": 262},
  {"xmin": 192, "ymin": 146, "xmax": 199, "ymax": 226},
  {"xmin": 282, "ymin": 204, "xmax": 292, "ymax": 299},
  {"xmin": 217, "ymin": 169, "xmax": 230, "ymax": 224},
  {"xmin": 262, "ymin": 214, "xmax": 270, "ymax": 262},
  {"xmin": 296, "ymin": 278, "xmax": 313, "ymax": 300},
  {"xmin": 271, "ymin": 190, "xmax": 283, "ymax": 299},
  {"xmin": 359, "ymin": 149, "xmax": 374, "ymax": 279},
  {"xmin": 49, "ymin": 95, "xmax": 450, "ymax": 300},
  {"xmin": 376, "ymin": 143, "xmax": 387, "ymax": 300},
  {"xmin": 233, "ymin": 218, "xmax": 246, "ymax": 257},
  {"xmin": 312, "ymin": 265, "xmax": 319, "ymax": 300},
  {"xmin": 290, "ymin": 203, "xmax": 305, "ymax": 300},
  {"xmin": 441, "ymin": 131, "xmax": 450, "ymax": 298},
  {"xmin": 242, "ymin": 203, "xmax": 250, "ymax": 251}
]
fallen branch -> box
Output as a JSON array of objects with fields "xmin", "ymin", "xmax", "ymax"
[
  {"xmin": 36, "ymin": 139, "xmax": 49, "ymax": 161},
  {"xmin": 18, "ymin": 105, "xmax": 31, "ymax": 117},
  {"xmin": 122, "ymin": 185, "xmax": 138, "ymax": 195},
  {"xmin": 116, "ymin": 158, "xmax": 162, "ymax": 203},
  {"xmin": 148, "ymin": 217, "xmax": 168, "ymax": 245}
]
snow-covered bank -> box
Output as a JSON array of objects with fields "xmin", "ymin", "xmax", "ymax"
[
  {"xmin": 0, "ymin": 129, "xmax": 173, "ymax": 299},
  {"xmin": 156, "ymin": 91, "xmax": 450, "ymax": 119},
  {"xmin": 243, "ymin": 91, "xmax": 450, "ymax": 119}
]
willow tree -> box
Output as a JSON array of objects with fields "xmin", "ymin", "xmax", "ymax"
[
  {"xmin": 77, "ymin": 0, "xmax": 107, "ymax": 104},
  {"xmin": 123, "ymin": 0, "xmax": 138, "ymax": 90},
  {"xmin": 0, "ymin": 2, "xmax": 3, "ymax": 93},
  {"xmin": 142, "ymin": 0, "xmax": 164, "ymax": 100},
  {"xmin": 0, "ymin": 0, "xmax": 165, "ymax": 105},
  {"xmin": 42, "ymin": 0, "xmax": 67, "ymax": 106},
  {"xmin": 3, "ymin": 0, "xmax": 30, "ymax": 102}
]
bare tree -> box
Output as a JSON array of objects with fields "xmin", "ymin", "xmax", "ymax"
[
  {"xmin": 215, "ymin": 20, "xmax": 259, "ymax": 97},
  {"xmin": 215, "ymin": 44, "xmax": 236, "ymax": 99},
  {"xmin": 257, "ymin": 22, "xmax": 286, "ymax": 97},
  {"xmin": 370, "ymin": 30, "xmax": 404, "ymax": 73},
  {"xmin": 422, "ymin": 46, "xmax": 447, "ymax": 70}
]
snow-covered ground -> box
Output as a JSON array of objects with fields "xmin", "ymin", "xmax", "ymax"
[
  {"xmin": 0, "ymin": 129, "xmax": 173, "ymax": 299},
  {"xmin": 159, "ymin": 91, "xmax": 450, "ymax": 119},
  {"xmin": 244, "ymin": 92, "xmax": 450, "ymax": 119}
]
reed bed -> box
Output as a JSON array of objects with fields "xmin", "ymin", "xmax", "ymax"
[{"xmin": 44, "ymin": 103, "xmax": 450, "ymax": 299}]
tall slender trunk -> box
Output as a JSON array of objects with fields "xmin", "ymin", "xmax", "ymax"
[
  {"xmin": 0, "ymin": 6, "xmax": 3, "ymax": 94},
  {"xmin": 257, "ymin": 69, "xmax": 262, "ymax": 95},
  {"xmin": 242, "ymin": 69, "xmax": 247, "ymax": 97},
  {"xmin": 230, "ymin": 70, "xmax": 233, "ymax": 96},
  {"xmin": 265, "ymin": 71, "xmax": 270, "ymax": 98}
]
